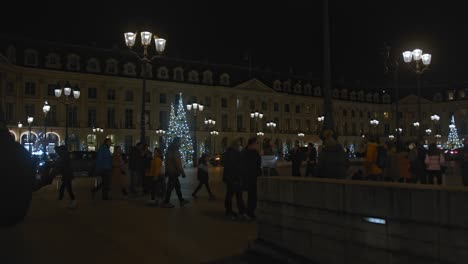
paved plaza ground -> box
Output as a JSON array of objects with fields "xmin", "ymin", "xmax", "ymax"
[{"xmin": 0, "ymin": 167, "xmax": 267, "ymax": 264}]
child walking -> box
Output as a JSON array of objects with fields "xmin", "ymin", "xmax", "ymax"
[{"xmin": 192, "ymin": 154, "xmax": 215, "ymax": 200}]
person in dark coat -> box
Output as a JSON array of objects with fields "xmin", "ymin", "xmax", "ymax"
[
  {"xmin": 289, "ymin": 140, "xmax": 305, "ymax": 176},
  {"xmin": 55, "ymin": 145, "xmax": 76, "ymax": 208},
  {"xmin": 317, "ymin": 130, "xmax": 348, "ymax": 179},
  {"xmin": 192, "ymin": 153, "xmax": 215, "ymax": 199},
  {"xmin": 0, "ymin": 116, "xmax": 35, "ymax": 226},
  {"xmin": 91, "ymin": 138, "xmax": 113, "ymax": 200},
  {"xmin": 241, "ymin": 137, "xmax": 262, "ymax": 219},
  {"xmin": 221, "ymin": 139, "xmax": 246, "ymax": 220},
  {"xmin": 305, "ymin": 143, "xmax": 317, "ymax": 177},
  {"xmin": 161, "ymin": 137, "xmax": 189, "ymax": 208},
  {"xmin": 129, "ymin": 143, "xmax": 144, "ymax": 194}
]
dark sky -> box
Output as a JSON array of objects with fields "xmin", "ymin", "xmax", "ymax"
[{"xmin": 1, "ymin": 1, "xmax": 466, "ymax": 84}]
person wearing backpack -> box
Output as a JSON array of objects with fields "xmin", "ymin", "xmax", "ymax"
[
  {"xmin": 365, "ymin": 135, "xmax": 383, "ymax": 180},
  {"xmin": 425, "ymin": 143, "xmax": 445, "ymax": 185}
]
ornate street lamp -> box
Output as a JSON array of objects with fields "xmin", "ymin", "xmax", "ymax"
[
  {"xmin": 266, "ymin": 121, "xmax": 276, "ymax": 139},
  {"xmin": 124, "ymin": 31, "xmax": 166, "ymax": 145},
  {"xmin": 402, "ymin": 48, "xmax": 432, "ymax": 141},
  {"xmin": 370, "ymin": 119, "xmax": 379, "ymax": 135},
  {"xmin": 42, "ymin": 100, "xmax": 51, "ymax": 154},
  {"xmin": 155, "ymin": 129, "xmax": 165, "ymax": 148},
  {"xmin": 250, "ymin": 111, "xmax": 263, "ymax": 133},
  {"xmin": 210, "ymin": 130, "xmax": 219, "ymax": 154},
  {"xmin": 187, "ymin": 103, "xmax": 204, "ymax": 115},
  {"xmin": 187, "ymin": 102, "xmax": 204, "ymax": 164},
  {"xmin": 257, "ymin": 131, "xmax": 265, "ymax": 137},
  {"xmin": 317, "ymin": 115, "xmax": 324, "ymax": 134},
  {"xmin": 388, "ymin": 135, "xmax": 395, "ymax": 140},
  {"xmin": 27, "ymin": 116, "xmax": 34, "ymax": 154},
  {"xmin": 54, "ymin": 81, "xmax": 80, "ymax": 149},
  {"xmin": 426, "ymin": 129, "xmax": 432, "ymax": 135},
  {"xmin": 204, "ymin": 119, "xmax": 216, "ymax": 155},
  {"xmin": 17, "ymin": 121, "xmax": 22, "ymax": 143}
]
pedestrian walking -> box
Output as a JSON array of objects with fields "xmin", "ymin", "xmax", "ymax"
[
  {"xmin": 128, "ymin": 143, "xmax": 144, "ymax": 194},
  {"xmin": 425, "ymin": 143, "xmax": 445, "ymax": 185},
  {"xmin": 112, "ymin": 146, "xmax": 128, "ymax": 199},
  {"xmin": 365, "ymin": 135, "xmax": 382, "ymax": 180},
  {"xmin": 305, "ymin": 143, "xmax": 317, "ymax": 177},
  {"xmin": 241, "ymin": 137, "xmax": 262, "ymax": 219},
  {"xmin": 289, "ymin": 140, "xmax": 305, "ymax": 176},
  {"xmin": 161, "ymin": 137, "xmax": 189, "ymax": 208},
  {"xmin": 55, "ymin": 146, "xmax": 76, "ymax": 208},
  {"xmin": 147, "ymin": 147, "xmax": 164, "ymax": 205},
  {"xmin": 192, "ymin": 153, "xmax": 215, "ymax": 200},
  {"xmin": 91, "ymin": 138, "xmax": 113, "ymax": 200},
  {"xmin": 143, "ymin": 145, "xmax": 153, "ymax": 195},
  {"xmin": 316, "ymin": 130, "xmax": 348, "ymax": 179},
  {"xmin": 222, "ymin": 139, "xmax": 246, "ymax": 220}
]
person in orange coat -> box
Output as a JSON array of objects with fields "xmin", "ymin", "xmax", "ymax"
[
  {"xmin": 147, "ymin": 147, "xmax": 163, "ymax": 205},
  {"xmin": 365, "ymin": 135, "xmax": 383, "ymax": 180},
  {"xmin": 112, "ymin": 146, "xmax": 128, "ymax": 199}
]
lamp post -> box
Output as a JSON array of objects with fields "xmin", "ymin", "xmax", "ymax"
[
  {"xmin": 370, "ymin": 119, "xmax": 379, "ymax": 136},
  {"xmin": 413, "ymin": 121, "xmax": 420, "ymax": 138},
  {"xmin": 204, "ymin": 118, "xmax": 216, "ymax": 155},
  {"xmin": 124, "ymin": 31, "xmax": 166, "ymax": 145},
  {"xmin": 92, "ymin": 127, "xmax": 104, "ymax": 148},
  {"xmin": 298, "ymin": 132, "xmax": 305, "ymax": 147},
  {"xmin": 27, "ymin": 116, "xmax": 34, "ymax": 154},
  {"xmin": 210, "ymin": 130, "xmax": 219, "ymax": 154},
  {"xmin": 42, "ymin": 100, "xmax": 51, "ymax": 155},
  {"xmin": 17, "ymin": 121, "xmax": 22, "ymax": 143},
  {"xmin": 383, "ymin": 43, "xmax": 401, "ymax": 151},
  {"xmin": 388, "ymin": 134, "xmax": 395, "ymax": 140},
  {"xmin": 250, "ymin": 111, "xmax": 263, "ymax": 134},
  {"xmin": 266, "ymin": 121, "xmax": 276, "ymax": 140},
  {"xmin": 317, "ymin": 116, "xmax": 324, "ymax": 134},
  {"xmin": 435, "ymin": 134, "xmax": 442, "ymax": 145},
  {"xmin": 402, "ymin": 48, "xmax": 432, "ymax": 141},
  {"xmin": 155, "ymin": 129, "xmax": 165, "ymax": 149},
  {"xmin": 431, "ymin": 114, "xmax": 440, "ymax": 136},
  {"xmin": 426, "ymin": 129, "xmax": 432, "ymax": 136},
  {"xmin": 187, "ymin": 102, "xmax": 204, "ymax": 164},
  {"xmin": 54, "ymin": 81, "xmax": 80, "ymax": 149}
]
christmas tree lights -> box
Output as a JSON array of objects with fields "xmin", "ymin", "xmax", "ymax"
[
  {"xmin": 444, "ymin": 115, "xmax": 463, "ymax": 150},
  {"xmin": 164, "ymin": 93, "xmax": 194, "ymax": 167}
]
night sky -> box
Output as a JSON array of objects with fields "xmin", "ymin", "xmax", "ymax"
[{"xmin": 1, "ymin": 1, "xmax": 466, "ymax": 85}]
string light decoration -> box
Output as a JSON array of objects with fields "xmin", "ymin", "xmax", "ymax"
[
  {"xmin": 164, "ymin": 94, "xmax": 194, "ymax": 167},
  {"xmin": 445, "ymin": 115, "xmax": 463, "ymax": 150}
]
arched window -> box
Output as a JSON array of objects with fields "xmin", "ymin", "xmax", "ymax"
[
  {"xmin": 283, "ymin": 80, "xmax": 291, "ymax": 93},
  {"xmin": 24, "ymin": 49, "xmax": 39, "ymax": 66},
  {"xmin": 373, "ymin": 93, "xmax": 380, "ymax": 103},
  {"xmin": 382, "ymin": 94, "xmax": 391, "ymax": 104},
  {"xmin": 314, "ymin": 86, "xmax": 322, "ymax": 96},
  {"xmin": 105, "ymin": 59, "xmax": 118, "ymax": 74},
  {"xmin": 123, "ymin": 63, "xmax": 136, "ymax": 76},
  {"xmin": 350, "ymin": 91, "xmax": 357, "ymax": 100},
  {"xmin": 67, "ymin": 54, "xmax": 80, "ymax": 71},
  {"xmin": 220, "ymin": 73, "xmax": 230, "ymax": 86},
  {"xmin": 188, "ymin": 70, "xmax": 199, "ymax": 83},
  {"xmin": 304, "ymin": 83, "xmax": 312, "ymax": 95},
  {"xmin": 202, "ymin": 70, "xmax": 213, "ymax": 84},
  {"xmin": 293, "ymin": 82, "xmax": 302, "ymax": 94},
  {"xmin": 173, "ymin": 67, "xmax": 184, "ymax": 81},
  {"xmin": 45, "ymin": 53, "xmax": 61, "ymax": 69},
  {"xmin": 341, "ymin": 89, "xmax": 348, "ymax": 99},
  {"xmin": 86, "ymin": 58, "xmax": 101, "ymax": 72},
  {"xmin": 157, "ymin": 67, "xmax": 169, "ymax": 80}
]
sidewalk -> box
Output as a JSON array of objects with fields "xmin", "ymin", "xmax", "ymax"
[{"xmin": 0, "ymin": 167, "xmax": 257, "ymax": 264}]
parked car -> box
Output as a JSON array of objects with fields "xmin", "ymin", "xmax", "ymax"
[{"xmin": 69, "ymin": 151, "xmax": 97, "ymax": 176}]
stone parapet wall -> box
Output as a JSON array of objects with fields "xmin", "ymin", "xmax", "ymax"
[{"xmin": 257, "ymin": 177, "xmax": 468, "ymax": 264}]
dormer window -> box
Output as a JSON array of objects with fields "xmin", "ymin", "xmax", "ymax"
[
  {"xmin": 273, "ymin": 80, "xmax": 282, "ymax": 91},
  {"xmin": 173, "ymin": 67, "xmax": 184, "ymax": 81},
  {"xmin": 105, "ymin": 59, "xmax": 118, "ymax": 74},
  {"xmin": 45, "ymin": 53, "xmax": 61, "ymax": 69},
  {"xmin": 123, "ymin": 63, "xmax": 136, "ymax": 76},
  {"xmin": 188, "ymin": 70, "xmax": 199, "ymax": 83},
  {"xmin": 24, "ymin": 49, "xmax": 38, "ymax": 66},
  {"xmin": 366, "ymin": 93, "xmax": 373, "ymax": 102},
  {"xmin": 86, "ymin": 58, "xmax": 101, "ymax": 73},
  {"xmin": 304, "ymin": 84, "xmax": 312, "ymax": 95},
  {"xmin": 332, "ymin": 89, "xmax": 339, "ymax": 98},
  {"xmin": 283, "ymin": 80, "xmax": 291, "ymax": 93},
  {"xmin": 67, "ymin": 54, "xmax": 80, "ymax": 71},
  {"xmin": 220, "ymin": 73, "xmax": 230, "ymax": 86},
  {"xmin": 293, "ymin": 82, "xmax": 302, "ymax": 94},
  {"xmin": 202, "ymin": 70, "xmax": 213, "ymax": 85},
  {"xmin": 382, "ymin": 94, "xmax": 391, "ymax": 104},
  {"xmin": 373, "ymin": 93, "xmax": 379, "ymax": 103},
  {"xmin": 341, "ymin": 89, "xmax": 348, "ymax": 99},
  {"xmin": 358, "ymin": 91, "xmax": 364, "ymax": 101},
  {"xmin": 314, "ymin": 86, "xmax": 322, "ymax": 96},
  {"xmin": 140, "ymin": 64, "xmax": 153, "ymax": 78},
  {"xmin": 350, "ymin": 91, "xmax": 357, "ymax": 100},
  {"xmin": 157, "ymin": 67, "xmax": 169, "ymax": 80}
]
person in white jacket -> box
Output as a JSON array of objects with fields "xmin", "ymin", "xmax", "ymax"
[{"xmin": 424, "ymin": 143, "xmax": 445, "ymax": 185}]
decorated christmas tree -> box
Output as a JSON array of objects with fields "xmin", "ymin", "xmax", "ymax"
[
  {"xmin": 164, "ymin": 94, "xmax": 194, "ymax": 167},
  {"xmin": 348, "ymin": 144, "xmax": 356, "ymax": 158},
  {"xmin": 445, "ymin": 115, "xmax": 463, "ymax": 150}
]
